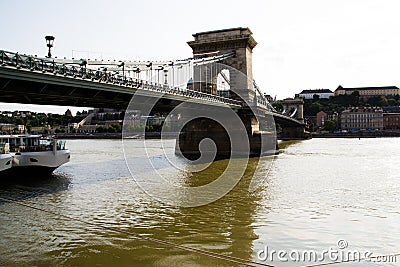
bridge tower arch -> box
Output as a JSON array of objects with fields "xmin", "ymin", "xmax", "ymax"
[
  {"xmin": 282, "ymin": 97, "xmax": 304, "ymax": 123},
  {"xmin": 187, "ymin": 27, "xmax": 257, "ymax": 104}
]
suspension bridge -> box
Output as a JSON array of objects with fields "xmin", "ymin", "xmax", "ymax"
[{"xmin": 0, "ymin": 27, "xmax": 306, "ymax": 157}]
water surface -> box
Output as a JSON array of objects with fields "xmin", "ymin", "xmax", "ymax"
[{"xmin": 0, "ymin": 138, "xmax": 399, "ymax": 266}]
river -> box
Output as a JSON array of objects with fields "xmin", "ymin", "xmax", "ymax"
[{"xmin": 0, "ymin": 138, "xmax": 399, "ymax": 266}]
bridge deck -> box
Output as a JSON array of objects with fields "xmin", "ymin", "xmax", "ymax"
[{"xmin": 0, "ymin": 49, "xmax": 302, "ymax": 127}]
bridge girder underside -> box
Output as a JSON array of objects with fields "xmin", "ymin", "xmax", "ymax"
[
  {"xmin": 0, "ymin": 73, "xmax": 304, "ymax": 130},
  {"xmin": 0, "ymin": 76, "xmax": 184, "ymax": 113},
  {"xmin": 0, "ymin": 77, "xmax": 126, "ymax": 109},
  {"xmin": 273, "ymin": 115, "xmax": 305, "ymax": 128}
]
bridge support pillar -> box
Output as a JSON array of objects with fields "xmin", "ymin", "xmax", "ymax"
[
  {"xmin": 176, "ymin": 110, "xmax": 276, "ymax": 160},
  {"xmin": 279, "ymin": 126, "xmax": 307, "ymax": 140}
]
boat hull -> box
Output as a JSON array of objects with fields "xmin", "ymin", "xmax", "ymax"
[
  {"xmin": 0, "ymin": 154, "xmax": 12, "ymax": 172},
  {"xmin": 0, "ymin": 135, "xmax": 70, "ymax": 178},
  {"xmin": 0, "ymin": 150, "xmax": 70, "ymax": 177},
  {"xmin": 11, "ymin": 150, "xmax": 70, "ymax": 168},
  {"xmin": 0, "ymin": 165, "xmax": 58, "ymax": 177}
]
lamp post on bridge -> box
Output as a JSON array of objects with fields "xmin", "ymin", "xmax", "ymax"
[
  {"xmin": 146, "ymin": 62, "xmax": 152, "ymax": 82},
  {"xmin": 118, "ymin": 61, "xmax": 125, "ymax": 81},
  {"xmin": 79, "ymin": 59, "xmax": 87, "ymax": 76},
  {"xmin": 155, "ymin": 66, "xmax": 163, "ymax": 84},
  {"xmin": 168, "ymin": 62, "xmax": 174, "ymax": 87},
  {"xmin": 102, "ymin": 67, "xmax": 108, "ymax": 81},
  {"xmin": 45, "ymin": 35, "xmax": 55, "ymax": 58},
  {"xmin": 132, "ymin": 67, "xmax": 140, "ymax": 80},
  {"xmin": 163, "ymin": 69, "xmax": 168, "ymax": 85}
]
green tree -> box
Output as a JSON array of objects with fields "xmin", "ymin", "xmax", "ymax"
[
  {"xmin": 272, "ymin": 101, "xmax": 283, "ymax": 112},
  {"xmin": 107, "ymin": 126, "xmax": 116, "ymax": 133},
  {"xmin": 14, "ymin": 117, "xmax": 24, "ymax": 125},
  {"xmin": 104, "ymin": 113, "xmax": 114, "ymax": 121},
  {"xmin": 323, "ymin": 120, "xmax": 337, "ymax": 132},
  {"xmin": 110, "ymin": 123, "xmax": 122, "ymax": 132},
  {"xmin": 96, "ymin": 126, "xmax": 105, "ymax": 133},
  {"xmin": 305, "ymin": 102, "xmax": 323, "ymax": 116},
  {"xmin": 388, "ymin": 98, "xmax": 398, "ymax": 106}
]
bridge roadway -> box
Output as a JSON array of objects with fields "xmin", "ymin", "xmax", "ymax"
[{"xmin": 0, "ymin": 50, "xmax": 302, "ymax": 127}]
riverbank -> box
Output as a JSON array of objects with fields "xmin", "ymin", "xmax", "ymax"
[
  {"xmin": 54, "ymin": 132, "xmax": 178, "ymax": 139},
  {"xmin": 312, "ymin": 131, "xmax": 400, "ymax": 138},
  {"xmin": 55, "ymin": 131, "xmax": 400, "ymax": 140},
  {"xmin": 54, "ymin": 133, "xmax": 122, "ymax": 139}
]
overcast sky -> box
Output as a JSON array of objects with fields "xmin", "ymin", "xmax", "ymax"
[{"xmin": 1, "ymin": 0, "xmax": 399, "ymax": 114}]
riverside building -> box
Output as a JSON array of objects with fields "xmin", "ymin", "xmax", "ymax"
[
  {"xmin": 334, "ymin": 85, "xmax": 399, "ymax": 99},
  {"xmin": 340, "ymin": 107, "xmax": 383, "ymax": 131}
]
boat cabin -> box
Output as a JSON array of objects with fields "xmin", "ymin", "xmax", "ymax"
[{"xmin": 0, "ymin": 135, "xmax": 66, "ymax": 152}]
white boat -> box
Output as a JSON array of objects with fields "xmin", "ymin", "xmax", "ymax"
[
  {"xmin": 0, "ymin": 142, "xmax": 12, "ymax": 173},
  {"xmin": 0, "ymin": 135, "xmax": 70, "ymax": 175}
]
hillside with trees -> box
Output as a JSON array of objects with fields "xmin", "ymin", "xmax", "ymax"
[
  {"xmin": 303, "ymin": 91, "xmax": 400, "ymax": 116},
  {"xmin": 0, "ymin": 110, "xmax": 84, "ymax": 133}
]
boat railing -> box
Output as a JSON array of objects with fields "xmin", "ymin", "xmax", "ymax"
[
  {"xmin": 18, "ymin": 145, "xmax": 47, "ymax": 152},
  {"xmin": 16, "ymin": 143, "xmax": 67, "ymax": 152}
]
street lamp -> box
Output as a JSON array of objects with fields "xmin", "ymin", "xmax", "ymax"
[
  {"xmin": 79, "ymin": 59, "xmax": 87, "ymax": 67},
  {"xmin": 146, "ymin": 62, "xmax": 152, "ymax": 82},
  {"xmin": 155, "ymin": 66, "xmax": 163, "ymax": 84},
  {"xmin": 45, "ymin": 35, "xmax": 55, "ymax": 58},
  {"xmin": 163, "ymin": 69, "xmax": 168, "ymax": 85},
  {"xmin": 168, "ymin": 62, "xmax": 174, "ymax": 86},
  {"xmin": 79, "ymin": 59, "xmax": 87, "ymax": 76},
  {"xmin": 118, "ymin": 61, "xmax": 125, "ymax": 81},
  {"xmin": 132, "ymin": 67, "xmax": 140, "ymax": 79}
]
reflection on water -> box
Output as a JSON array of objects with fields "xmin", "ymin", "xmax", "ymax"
[
  {"xmin": 0, "ymin": 138, "xmax": 399, "ymax": 266},
  {"xmin": 0, "ymin": 139, "xmax": 270, "ymax": 267},
  {"xmin": 0, "ymin": 173, "xmax": 71, "ymax": 203}
]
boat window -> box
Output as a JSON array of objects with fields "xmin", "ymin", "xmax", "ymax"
[
  {"xmin": 57, "ymin": 140, "xmax": 66, "ymax": 150},
  {"xmin": 26, "ymin": 138, "xmax": 38, "ymax": 147},
  {"xmin": 40, "ymin": 139, "xmax": 51, "ymax": 146},
  {"xmin": 11, "ymin": 138, "xmax": 17, "ymax": 146}
]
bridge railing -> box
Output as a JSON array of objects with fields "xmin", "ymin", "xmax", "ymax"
[
  {"xmin": 253, "ymin": 80, "xmax": 277, "ymax": 112},
  {"xmin": 0, "ymin": 50, "xmax": 242, "ymax": 107}
]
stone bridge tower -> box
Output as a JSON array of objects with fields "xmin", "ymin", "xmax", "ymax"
[
  {"xmin": 178, "ymin": 28, "xmax": 277, "ymax": 160},
  {"xmin": 187, "ymin": 27, "xmax": 257, "ymax": 105},
  {"xmin": 282, "ymin": 97, "xmax": 304, "ymax": 123},
  {"xmin": 278, "ymin": 97, "xmax": 306, "ymax": 139}
]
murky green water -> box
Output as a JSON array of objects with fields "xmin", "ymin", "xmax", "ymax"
[{"xmin": 0, "ymin": 138, "xmax": 399, "ymax": 266}]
